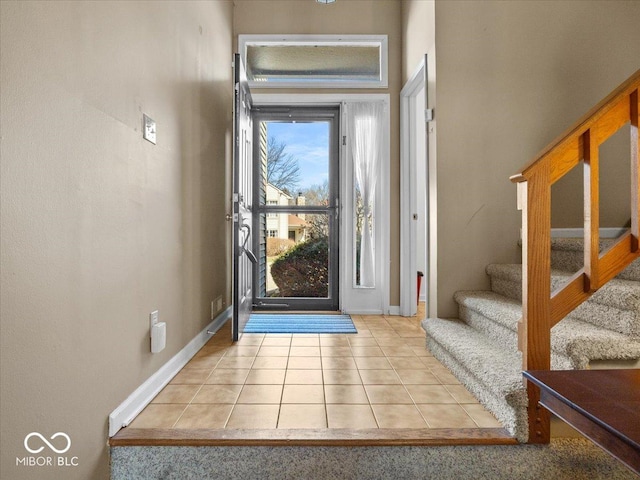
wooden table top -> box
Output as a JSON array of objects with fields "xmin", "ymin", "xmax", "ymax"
[{"xmin": 523, "ymin": 369, "xmax": 640, "ymax": 448}]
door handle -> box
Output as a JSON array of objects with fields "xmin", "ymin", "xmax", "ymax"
[
  {"xmin": 239, "ymin": 221, "xmax": 256, "ymax": 263},
  {"xmin": 240, "ymin": 223, "xmax": 251, "ymax": 249},
  {"xmin": 243, "ymin": 247, "xmax": 258, "ymax": 264}
]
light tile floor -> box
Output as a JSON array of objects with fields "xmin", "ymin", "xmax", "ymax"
[{"xmin": 130, "ymin": 310, "xmax": 502, "ymax": 431}]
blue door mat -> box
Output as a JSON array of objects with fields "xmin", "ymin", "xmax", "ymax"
[{"xmin": 244, "ymin": 313, "xmax": 357, "ymax": 334}]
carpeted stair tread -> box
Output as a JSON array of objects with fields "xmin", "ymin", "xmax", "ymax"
[
  {"xmin": 422, "ymin": 317, "xmax": 528, "ymax": 441},
  {"xmin": 486, "ymin": 263, "xmax": 640, "ymax": 312},
  {"xmin": 570, "ymin": 298, "xmax": 640, "ymax": 338},
  {"xmin": 517, "ymin": 237, "xmax": 640, "ymax": 281},
  {"xmin": 486, "ymin": 264, "xmax": 572, "ymax": 301},
  {"xmin": 486, "ymin": 263, "xmax": 640, "ymax": 336},
  {"xmin": 424, "ymin": 249, "xmax": 639, "ymax": 444},
  {"xmin": 551, "ymin": 318, "xmax": 640, "ymax": 369},
  {"xmin": 454, "ymin": 291, "xmax": 521, "ymax": 331},
  {"xmin": 422, "ymin": 318, "xmax": 524, "ymax": 399},
  {"xmin": 454, "ymin": 290, "xmax": 640, "ymax": 368},
  {"xmin": 550, "ymin": 237, "xmax": 640, "ymax": 281}
]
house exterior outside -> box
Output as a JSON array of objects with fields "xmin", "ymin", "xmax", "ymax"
[
  {"xmin": 265, "ymin": 183, "xmax": 307, "ymax": 243},
  {"xmin": 1, "ymin": 1, "xmax": 639, "ymax": 479}
]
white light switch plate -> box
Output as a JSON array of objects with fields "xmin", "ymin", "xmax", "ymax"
[
  {"xmin": 149, "ymin": 310, "xmax": 159, "ymax": 334},
  {"xmin": 143, "ymin": 114, "xmax": 156, "ymax": 144}
]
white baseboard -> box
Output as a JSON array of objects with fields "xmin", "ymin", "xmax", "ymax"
[
  {"xmin": 108, "ymin": 306, "xmax": 232, "ymax": 437},
  {"xmin": 387, "ymin": 305, "xmax": 401, "ymax": 316},
  {"xmin": 551, "ymin": 227, "xmax": 627, "ymax": 239}
]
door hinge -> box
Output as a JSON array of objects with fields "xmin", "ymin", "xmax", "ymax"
[{"xmin": 342, "ymin": 135, "xmax": 347, "ymax": 146}]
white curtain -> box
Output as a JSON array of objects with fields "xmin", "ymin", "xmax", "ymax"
[{"xmin": 349, "ymin": 102, "xmax": 384, "ymax": 287}]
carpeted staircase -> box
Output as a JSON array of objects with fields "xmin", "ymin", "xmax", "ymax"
[{"xmin": 422, "ymin": 237, "xmax": 640, "ymax": 443}]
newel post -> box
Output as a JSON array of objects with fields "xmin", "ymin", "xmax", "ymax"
[{"xmin": 517, "ymin": 162, "xmax": 552, "ymax": 444}]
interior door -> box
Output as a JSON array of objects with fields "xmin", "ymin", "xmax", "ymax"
[{"xmin": 232, "ymin": 53, "xmax": 255, "ymax": 341}]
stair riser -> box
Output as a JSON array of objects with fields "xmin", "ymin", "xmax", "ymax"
[
  {"xmin": 458, "ymin": 305, "xmax": 518, "ymax": 351},
  {"xmin": 571, "ymin": 301, "xmax": 640, "ymax": 337},
  {"xmin": 457, "ymin": 304, "xmax": 594, "ymax": 369},
  {"xmin": 474, "ymin": 279, "xmax": 639, "ymax": 337},
  {"xmin": 489, "ymin": 276, "xmax": 586, "ymax": 303},
  {"xmin": 551, "ymin": 248, "xmax": 640, "ymax": 282},
  {"xmin": 489, "ymin": 277, "xmax": 521, "ymax": 302},
  {"xmin": 425, "ymin": 337, "xmax": 528, "ymax": 443}
]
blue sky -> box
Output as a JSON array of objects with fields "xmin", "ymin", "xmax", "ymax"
[{"xmin": 267, "ymin": 121, "xmax": 329, "ymax": 191}]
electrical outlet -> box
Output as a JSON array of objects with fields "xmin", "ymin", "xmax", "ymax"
[
  {"xmin": 149, "ymin": 310, "xmax": 159, "ymax": 334},
  {"xmin": 216, "ymin": 296, "xmax": 223, "ymax": 312}
]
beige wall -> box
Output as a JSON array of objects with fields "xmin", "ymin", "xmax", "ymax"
[
  {"xmin": 402, "ymin": 0, "xmax": 435, "ymax": 83},
  {"xmin": 3, "ymin": 2, "xmax": 638, "ymax": 478},
  {"xmin": 0, "ymin": 1, "xmax": 233, "ymax": 479},
  {"xmin": 433, "ymin": 0, "xmax": 640, "ymax": 316},
  {"xmin": 233, "ymin": 0, "xmax": 403, "ymax": 307}
]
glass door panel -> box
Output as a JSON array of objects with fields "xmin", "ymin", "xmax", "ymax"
[
  {"xmin": 253, "ymin": 107, "xmax": 339, "ymax": 311},
  {"xmin": 262, "ymin": 212, "xmax": 330, "ymax": 299}
]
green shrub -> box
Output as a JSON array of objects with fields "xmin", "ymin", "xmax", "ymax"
[{"xmin": 270, "ymin": 236, "xmax": 328, "ymax": 297}]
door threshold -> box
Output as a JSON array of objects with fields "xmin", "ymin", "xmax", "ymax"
[{"xmin": 110, "ymin": 427, "xmax": 517, "ymax": 447}]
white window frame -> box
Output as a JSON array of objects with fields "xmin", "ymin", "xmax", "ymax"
[{"xmin": 238, "ymin": 35, "xmax": 388, "ymax": 89}]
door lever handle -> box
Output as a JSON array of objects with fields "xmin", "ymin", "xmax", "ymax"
[
  {"xmin": 240, "ymin": 223, "xmax": 251, "ymax": 249},
  {"xmin": 243, "ymin": 247, "xmax": 258, "ymax": 264}
]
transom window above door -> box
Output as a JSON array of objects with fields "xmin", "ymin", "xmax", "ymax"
[{"xmin": 238, "ymin": 35, "xmax": 388, "ymax": 89}]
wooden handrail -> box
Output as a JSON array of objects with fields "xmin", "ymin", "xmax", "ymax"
[
  {"xmin": 511, "ymin": 70, "xmax": 640, "ymax": 445},
  {"xmin": 511, "ymin": 69, "xmax": 640, "ymax": 184}
]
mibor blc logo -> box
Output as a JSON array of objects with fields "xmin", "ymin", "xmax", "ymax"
[{"xmin": 16, "ymin": 432, "xmax": 79, "ymax": 467}]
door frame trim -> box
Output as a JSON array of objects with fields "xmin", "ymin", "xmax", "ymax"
[
  {"xmin": 400, "ymin": 57, "xmax": 437, "ymax": 317},
  {"xmin": 252, "ymin": 93, "xmax": 391, "ymax": 314}
]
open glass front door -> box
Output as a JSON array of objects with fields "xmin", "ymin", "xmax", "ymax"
[
  {"xmin": 232, "ymin": 54, "xmax": 255, "ymax": 341},
  {"xmin": 252, "ymin": 107, "xmax": 340, "ymax": 311}
]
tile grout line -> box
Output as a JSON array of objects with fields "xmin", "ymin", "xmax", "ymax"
[
  {"xmin": 371, "ymin": 318, "xmax": 447, "ymax": 429},
  {"xmin": 169, "ymin": 354, "xmax": 225, "ymax": 428},
  {"xmin": 144, "ymin": 312, "xmax": 498, "ymax": 432},
  {"xmin": 320, "ymin": 346, "xmax": 330, "ymax": 429},
  {"xmin": 224, "ymin": 333, "xmax": 264, "ymax": 429}
]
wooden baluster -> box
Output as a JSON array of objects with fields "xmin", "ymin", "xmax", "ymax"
[
  {"xmin": 631, "ymin": 89, "xmax": 639, "ymax": 252},
  {"xmin": 583, "ymin": 129, "xmax": 600, "ymax": 292}
]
